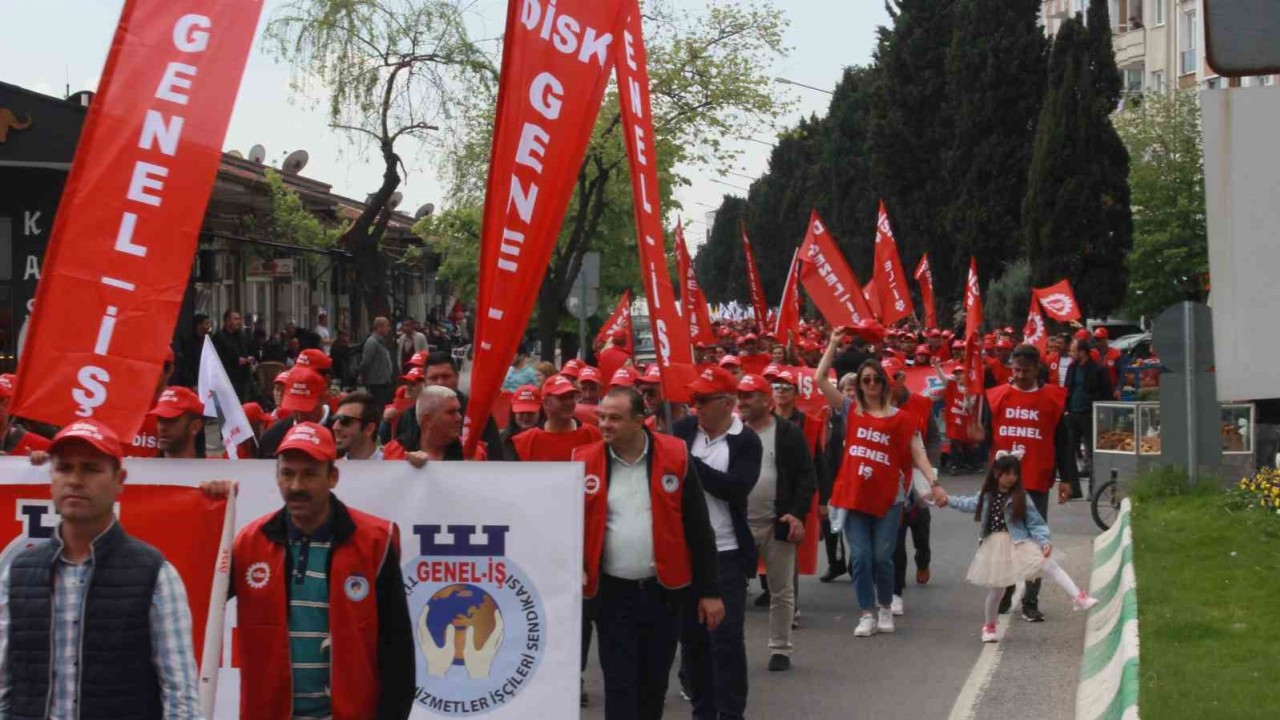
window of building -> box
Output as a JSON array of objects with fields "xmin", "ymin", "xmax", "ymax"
[
  {"xmin": 1151, "ymin": 70, "xmax": 1166, "ymax": 93},
  {"xmin": 1154, "ymin": 0, "xmax": 1165, "ymax": 26},
  {"xmin": 1262, "ymin": 75, "xmax": 1276, "ymax": 87},
  {"xmin": 1180, "ymin": 8, "xmax": 1197, "ymax": 75},
  {"xmin": 1124, "ymin": 68, "xmax": 1144, "ymax": 94},
  {"xmin": 1204, "ymin": 77, "xmax": 1222, "ymax": 90}
]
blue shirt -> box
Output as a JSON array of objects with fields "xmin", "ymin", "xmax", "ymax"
[{"xmin": 286, "ymin": 515, "xmax": 335, "ymax": 720}]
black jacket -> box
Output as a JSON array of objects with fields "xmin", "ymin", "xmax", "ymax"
[
  {"xmin": 240, "ymin": 496, "xmax": 414, "ymax": 720},
  {"xmin": 821, "ymin": 411, "xmax": 845, "ymax": 505},
  {"xmin": 769, "ymin": 413, "xmax": 818, "ymax": 521},
  {"xmin": 1064, "ymin": 358, "xmax": 1114, "ymax": 410},
  {"xmin": 672, "ymin": 415, "xmax": 763, "ymax": 577}
]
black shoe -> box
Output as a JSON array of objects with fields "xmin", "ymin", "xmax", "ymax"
[
  {"xmin": 819, "ymin": 566, "xmax": 847, "ymax": 583},
  {"xmin": 1021, "ymin": 603, "xmax": 1046, "ymax": 622},
  {"xmin": 767, "ymin": 653, "xmax": 791, "ymax": 672},
  {"xmin": 998, "ymin": 586, "xmax": 1014, "ymax": 614},
  {"xmin": 580, "ymin": 679, "xmax": 589, "ymax": 708},
  {"xmin": 754, "ymin": 590, "xmax": 771, "ymax": 607}
]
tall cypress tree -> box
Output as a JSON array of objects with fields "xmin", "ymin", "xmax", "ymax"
[
  {"xmin": 1023, "ymin": 4, "xmax": 1132, "ymax": 319},
  {"xmin": 696, "ymin": 195, "xmax": 749, "ymax": 304},
  {"xmin": 824, "ymin": 66, "xmax": 879, "ymax": 276},
  {"xmin": 943, "ymin": 0, "xmax": 1047, "ymax": 285}
]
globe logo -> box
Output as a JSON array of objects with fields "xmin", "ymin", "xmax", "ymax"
[{"xmin": 422, "ymin": 583, "xmax": 503, "ymax": 668}]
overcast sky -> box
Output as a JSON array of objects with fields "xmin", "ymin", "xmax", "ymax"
[{"xmin": 2, "ymin": 0, "xmax": 889, "ymax": 249}]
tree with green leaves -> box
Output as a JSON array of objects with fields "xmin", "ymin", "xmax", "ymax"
[
  {"xmin": 265, "ymin": 0, "xmax": 495, "ymax": 323},
  {"xmin": 697, "ymin": 195, "xmax": 749, "ymax": 303},
  {"xmin": 983, "ymin": 258, "xmax": 1032, "ymax": 330},
  {"xmin": 1023, "ymin": 2, "xmax": 1132, "ymax": 319},
  {"xmin": 943, "ymin": 0, "xmax": 1046, "ymax": 297},
  {"xmin": 1114, "ymin": 90, "xmax": 1207, "ymax": 318}
]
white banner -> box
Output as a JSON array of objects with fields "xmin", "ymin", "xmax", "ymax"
[{"xmin": 2, "ymin": 458, "xmax": 584, "ymax": 719}]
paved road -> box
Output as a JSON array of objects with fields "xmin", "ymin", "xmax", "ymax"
[{"xmin": 580, "ymin": 473, "xmax": 1099, "ymax": 720}]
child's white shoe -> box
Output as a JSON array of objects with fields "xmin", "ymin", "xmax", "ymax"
[
  {"xmin": 855, "ymin": 613, "xmax": 877, "ymax": 637},
  {"xmin": 890, "ymin": 594, "xmax": 904, "ymax": 616},
  {"xmin": 877, "ymin": 607, "xmax": 895, "ymax": 633},
  {"xmin": 1073, "ymin": 592, "xmax": 1099, "ymax": 612},
  {"xmin": 981, "ymin": 623, "xmax": 999, "ymax": 643}
]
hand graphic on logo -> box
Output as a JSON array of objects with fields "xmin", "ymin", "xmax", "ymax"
[
  {"xmin": 463, "ymin": 611, "xmax": 504, "ymax": 679},
  {"xmin": 417, "ymin": 604, "xmax": 457, "ymax": 677}
]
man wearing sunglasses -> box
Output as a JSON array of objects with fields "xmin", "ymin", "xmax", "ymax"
[
  {"xmin": 333, "ymin": 390, "xmax": 384, "ymax": 460},
  {"xmin": 673, "ymin": 367, "xmax": 763, "ymax": 720}
]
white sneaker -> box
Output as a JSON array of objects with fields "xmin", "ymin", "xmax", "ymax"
[
  {"xmin": 981, "ymin": 623, "xmax": 999, "ymax": 643},
  {"xmin": 890, "ymin": 595, "xmax": 904, "ymax": 616},
  {"xmin": 877, "ymin": 607, "xmax": 895, "ymax": 634},
  {"xmin": 1073, "ymin": 592, "xmax": 1100, "ymax": 612},
  {"xmin": 854, "ymin": 613, "xmax": 877, "ymax": 637}
]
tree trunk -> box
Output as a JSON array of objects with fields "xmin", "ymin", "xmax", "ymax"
[
  {"xmin": 345, "ymin": 143, "xmax": 401, "ymax": 326},
  {"xmin": 536, "ymin": 288, "xmax": 561, "ymax": 364}
]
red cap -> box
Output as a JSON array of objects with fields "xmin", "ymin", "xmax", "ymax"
[
  {"xmin": 996, "ymin": 337, "xmax": 1014, "ymax": 350},
  {"xmin": 943, "ymin": 329, "xmax": 955, "ymax": 337},
  {"xmin": 49, "ymin": 419, "xmax": 124, "ymax": 462},
  {"xmin": 296, "ymin": 349, "xmax": 332, "ymax": 372},
  {"xmin": 578, "ymin": 366, "xmax": 602, "ymax": 386},
  {"xmin": 408, "ymin": 350, "xmax": 430, "ymax": 368},
  {"xmin": 510, "ymin": 385, "xmax": 542, "ymax": 413},
  {"xmin": 687, "ymin": 367, "xmax": 738, "ymax": 396},
  {"xmin": 925, "ymin": 328, "xmax": 941, "ymax": 338},
  {"xmin": 718, "ymin": 354, "xmax": 742, "ymax": 368},
  {"xmin": 914, "ymin": 344, "xmax": 932, "ymax": 357},
  {"xmin": 1074, "ymin": 329, "xmax": 1092, "ymax": 341},
  {"xmin": 772, "ymin": 368, "xmax": 798, "ymax": 387},
  {"xmin": 280, "ymin": 367, "xmax": 327, "ymax": 413},
  {"xmin": 611, "ymin": 331, "xmax": 628, "ymax": 343},
  {"xmin": 737, "ymin": 374, "xmax": 770, "ymax": 394},
  {"xmin": 560, "ymin": 359, "xmax": 582, "ymax": 378},
  {"xmin": 542, "ymin": 374, "xmax": 578, "ymax": 397},
  {"xmin": 241, "ymin": 402, "xmax": 265, "ymax": 426},
  {"xmin": 881, "ymin": 357, "xmax": 906, "ymax": 377},
  {"xmin": 401, "ymin": 366, "xmax": 424, "ymax": 383},
  {"xmin": 148, "ymin": 386, "xmax": 206, "ymax": 419},
  {"xmin": 1093, "ymin": 327, "xmax": 1109, "ymax": 340},
  {"xmin": 0, "ymin": 373, "xmax": 15, "ymax": 399},
  {"xmin": 951, "ymin": 340, "xmax": 965, "ymax": 349},
  {"xmin": 1002, "ymin": 326, "xmax": 1014, "ymax": 334},
  {"xmin": 277, "ymin": 421, "xmax": 337, "ymax": 462},
  {"xmin": 610, "ymin": 367, "xmax": 638, "ymax": 387},
  {"xmin": 636, "ymin": 364, "xmax": 662, "ymax": 385},
  {"xmin": 717, "ymin": 327, "xmax": 733, "ymax": 338},
  {"xmin": 762, "ymin": 363, "xmax": 782, "ymax": 380},
  {"xmin": 737, "ymin": 333, "xmax": 758, "ymax": 345},
  {"xmin": 944, "ymin": 360, "xmax": 962, "ymax": 374},
  {"xmin": 274, "ymin": 371, "xmax": 291, "ymax": 386},
  {"xmin": 982, "ymin": 336, "xmax": 997, "ymax": 350}
]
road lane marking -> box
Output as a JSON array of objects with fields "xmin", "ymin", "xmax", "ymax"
[{"xmin": 947, "ymin": 586, "xmax": 1023, "ymax": 720}]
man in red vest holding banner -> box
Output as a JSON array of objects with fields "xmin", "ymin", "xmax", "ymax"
[
  {"xmin": 201, "ymin": 423, "xmax": 414, "ymax": 720},
  {"xmin": 574, "ymin": 386, "xmax": 723, "ymax": 719},
  {"xmin": 979, "ymin": 344, "xmax": 1079, "ymax": 621}
]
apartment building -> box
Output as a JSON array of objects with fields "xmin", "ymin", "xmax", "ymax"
[{"xmin": 1041, "ymin": 0, "xmax": 1276, "ymax": 94}]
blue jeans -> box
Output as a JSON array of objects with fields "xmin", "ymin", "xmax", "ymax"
[
  {"xmin": 842, "ymin": 503, "xmax": 903, "ymax": 611},
  {"xmin": 680, "ymin": 549, "xmax": 748, "ymax": 720}
]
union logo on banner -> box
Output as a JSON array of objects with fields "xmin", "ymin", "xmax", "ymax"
[{"xmin": 1039, "ymin": 293, "xmax": 1075, "ymax": 320}]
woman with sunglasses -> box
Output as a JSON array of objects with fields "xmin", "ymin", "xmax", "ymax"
[{"xmin": 814, "ymin": 327, "xmax": 948, "ymax": 637}]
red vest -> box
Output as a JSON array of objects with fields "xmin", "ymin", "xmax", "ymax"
[
  {"xmin": 1044, "ymin": 352, "xmax": 1063, "ymax": 386},
  {"xmin": 512, "ymin": 423, "xmax": 602, "ymax": 462},
  {"xmin": 830, "ymin": 410, "xmax": 914, "ymax": 517},
  {"xmin": 943, "ymin": 381, "xmax": 972, "ymax": 441},
  {"xmin": 986, "ymin": 384, "xmax": 1067, "ymax": 492},
  {"xmin": 574, "ymin": 432, "xmax": 693, "ymax": 599},
  {"xmin": 1101, "ymin": 347, "xmax": 1122, "ymax": 388},
  {"xmin": 232, "ymin": 507, "xmax": 397, "ymax": 720}
]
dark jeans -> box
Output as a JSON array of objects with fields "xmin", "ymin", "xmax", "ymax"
[
  {"xmin": 1019, "ymin": 490, "xmax": 1051, "ymax": 606},
  {"xmin": 366, "ymin": 382, "xmax": 393, "ymax": 415},
  {"xmin": 596, "ymin": 575, "xmax": 685, "ymax": 720},
  {"xmin": 893, "ymin": 504, "xmax": 932, "ymax": 595},
  {"xmin": 1066, "ymin": 410, "xmax": 1094, "ymax": 485},
  {"xmin": 681, "ymin": 549, "xmax": 747, "ymax": 720}
]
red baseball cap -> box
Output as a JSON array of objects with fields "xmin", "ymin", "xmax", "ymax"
[
  {"xmin": 277, "ymin": 421, "xmax": 337, "ymax": 462},
  {"xmin": 49, "ymin": 419, "xmax": 124, "ymax": 462},
  {"xmin": 296, "ymin": 349, "xmax": 332, "ymax": 372},
  {"xmin": 717, "ymin": 327, "xmax": 733, "ymax": 338},
  {"xmin": 578, "ymin": 366, "xmax": 602, "ymax": 386},
  {"xmin": 280, "ymin": 367, "xmax": 327, "ymax": 413},
  {"xmin": 1093, "ymin": 327, "xmax": 1109, "ymax": 340},
  {"xmin": 510, "ymin": 385, "xmax": 542, "ymax": 413},
  {"xmin": 718, "ymin": 354, "xmax": 742, "ymax": 368},
  {"xmin": 951, "ymin": 340, "xmax": 965, "ymax": 349},
  {"xmin": 983, "ymin": 336, "xmax": 997, "ymax": 350},
  {"xmin": 560, "ymin": 359, "xmax": 582, "ymax": 378},
  {"xmin": 925, "ymin": 328, "xmax": 941, "ymax": 338},
  {"xmin": 737, "ymin": 373, "xmax": 770, "ymax": 394},
  {"xmin": 274, "ymin": 371, "xmax": 291, "ymax": 386},
  {"xmin": 996, "ymin": 337, "xmax": 1014, "ymax": 350},
  {"xmin": 944, "ymin": 360, "xmax": 962, "ymax": 374},
  {"xmin": 0, "ymin": 373, "xmax": 15, "ymax": 399},
  {"xmin": 408, "ymin": 350, "xmax": 430, "ymax": 368},
  {"xmin": 241, "ymin": 402, "xmax": 265, "ymax": 426},
  {"xmin": 737, "ymin": 333, "xmax": 758, "ymax": 345},
  {"xmin": 611, "ymin": 330, "xmax": 628, "ymax": 343},
  {"xmin": 148, "ymin": 386, "xmax": 206, "ymax": 419},
  {"xmin": 688, "ymin": 367, "xmax": 738, "ymax": 396},
  {"xmin": 772, "ymin": 368, "xmax": 798, "ymax": 387},
  {"xmin": 401, "ymin": 366, "xmax": 424, "ymax": 383},
  {"xmin": 914, "ymin": 344, "xmax": 932, "ymax": 357},
  {"xmin": 762, "ymin": 363, "xmax": 782, "ymax": 380},
  {"xmin": 1074, "ymin": 329, "xmax": 1092, "ymax": 341},
  {"xmin": 635, "ymin": 364, "xmax": 662, "ymax": 385},
  {"xmin": 610, "ymin": 367, "xmax": 638, "ymax": 387},
  {"xmin": 881, "ymin": 357, "xmax": 906, "ymax": 377},
  {"xmin": 542, "ymin": 374, "xmax": 578, "ymax": 397}
]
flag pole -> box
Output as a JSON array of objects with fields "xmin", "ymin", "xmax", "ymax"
[{"xmin": 198, "ymin": 496, "xmax": 236, "ymax": 718}]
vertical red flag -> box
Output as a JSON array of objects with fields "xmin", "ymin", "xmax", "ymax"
[
  {"xmin": 10, "ymin": 2, "xmax": 263, "ymax": 437},
  {"xmin": 1023, "ymin": 296, "xmax": 1049, "ymax": 352},
  {"xmin": 741, "ymin": 223, "xmax": 769, "ymax": 329},
  {"xmin": 963, "ymin": 258, "xmax": 984, "ymax": 395},
  {"xmin": 675, "ymin": 224, "xmax": 715, "ymax": 345},
  {"xmin": 615, "ymin": 0, "xmax": 697, "ymax": 401},
  {"xmin": 873, "ymin": 200, "xmax": 915, "ymax": 325},
  {"xmin": 913, "ymin": 253, "xmax": 937, "ymax": 330},
  {"xmin": 798, "ymin": 210, "xmax": 875, "ymax": 328},
  {"xmin": 595, "ymin": 290, "xmax": 634, "ymax": 354},
  {"xmin": 463, "ymin": 0, "xmax": 628, "ymax": 453},
  {"xmin": 862, "ymin": 278, "xmax": 883, "ymax": 321},
  {"xmin": 773, "ymin": 249, "xmax": 802, "ymax": 342},
  {"xmin": 1032, "ymin": 279, "xmax": 1083, "ymax": 322}
]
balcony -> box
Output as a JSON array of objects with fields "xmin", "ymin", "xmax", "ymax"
[{"xmin": 1114, "ymin": 27, "xmax": 1146, "ymax": 68}]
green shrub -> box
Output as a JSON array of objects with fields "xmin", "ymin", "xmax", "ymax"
[{"xmin": 1130, "ymin": 465, "xmax": 1221, "ymax": 503}]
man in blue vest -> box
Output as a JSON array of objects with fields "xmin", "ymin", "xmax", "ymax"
[{"xmin": 0, "ymin": 419, "xmax": 201, "ymax": 719}]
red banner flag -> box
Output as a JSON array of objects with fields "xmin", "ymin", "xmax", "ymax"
[
  {"xmin": 675, "ymin": 224, "xmax": 715, "ymax": 345},
  {"xmin": 1032, "ymin": 279, "xmax": 1083, "ymax": 322},
  {"xmin": 595, "ymin": 289, "xmax": 634, "ymax": 353},
  {"xmin": 862, "ymin": 278, "xmax": 883, "ymax": 321},
  {"xmin": 873, "ymin": 200, "xmax": 915, "ymax": 325},
  {"xmin": 463, "ymin": 0, "xmax": 627, "ymax": 453},
  {"xmin": 741, "ymin": 223, "xmax": 769, "ymax": 329},
  {"xmin": 615, "ymin": 0, "xmax": 697, "ymax": 401},
  {"xmin": 1023, "ymin": 296, "xmax": 1049, "ymax": 352},
  {"xmin": 773, "ymin": 249, "xmax": 802, "ymax": 343},
  {"xmin": 797, "ymin": 210, "xmax": 874, "ymax": 328},
  {"xmin": 10, "ymin": 2, "xmax": 263, "ymax": 437},
  {"xmin": 963, "ymin": 258, "xmax": 984, "ymax": 396},
  {"xmin": 913, "ymin": 253, "xmax": 937, "ymax": 330}
]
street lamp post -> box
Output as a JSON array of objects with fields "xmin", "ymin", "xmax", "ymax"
[{"xmin": 775, "ymin": 76, "xmax": 835, "ymax": 96}]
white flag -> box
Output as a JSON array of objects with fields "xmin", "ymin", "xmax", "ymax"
[{"xmin": 198, "ymin": 335, "xmax": 254, "ymax": 459}]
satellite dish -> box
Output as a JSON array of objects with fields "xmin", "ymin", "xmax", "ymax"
[
  {"xmin": 248, "ymin": 144, "xmax": 266, "ymax": 163},
  {"xmin": 226, "ymin": 149, "xmax": 244, "ymax": 159},
  {"xmin": 282, "ymin": 149, "xmax": 309, "ymax": 174},
  {"xmin": 387, "ymin": 192, "xmax": 403, "ymax": 210},
  {"xmin": 414, "ymin": 203, "xmax": 435, "ymax": 220}
]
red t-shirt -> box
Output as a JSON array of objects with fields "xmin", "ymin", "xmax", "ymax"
[
  {"xmin": 986, "ymin": 383, "xmax": 1067, "ymax": 493},
  {"xmin": 125, "ymin": 414, "xmax": 162, "ymax": 458},
  {"xmin": 830, "ymin": 409, "xmax": 914, "ymax": 517},
  {"xmin": 942, "ymin": 381, "xmax": 972, "ymax": 442},
  {"xmin": 597, "ymin": 346, "xmax": 632, "ymax": 386},
  {"xmin": 511, "ymin": 423, "xmax": 602, "ymax": 462},
  {"xmin": 985, "ymin": 357, "xmax": 1011, "ymax": 387},
  {"xmin": 575, "ymin": 404, "xmax": 600, "ymax": 427},
  {"xmin": 896, "ymin": 392, "xmax": 933, "ymax": 438},
  {"xmin": 739, "ymin": 353, "xmax": 771, "ymax": 376}
]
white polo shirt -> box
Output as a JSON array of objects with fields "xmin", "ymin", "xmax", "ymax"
[
  {"xmin": 602, "ymin": 435, "xmax": 656, "ymax": 580},
  {"xmin": 691, "ymin": 415, "xmax": 744, "ymax": 552}
]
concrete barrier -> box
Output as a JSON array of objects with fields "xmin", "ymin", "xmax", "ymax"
[{"xmin": 1076, "ymin": 498, "xmax": 1140, "ymax": 720}]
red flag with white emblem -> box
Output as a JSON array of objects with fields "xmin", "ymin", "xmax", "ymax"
[
  {"xmin": 1032, "ymin": 279, "xmax": 1083, "ymax": 322},
  {"xmin": 873, "ymin": 200, "xmax": 915, "ymax": 325}
]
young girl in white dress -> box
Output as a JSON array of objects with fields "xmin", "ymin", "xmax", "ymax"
[{"xmin": 943, "ymin": 452, "xmax": 1098, "ymax": 642}]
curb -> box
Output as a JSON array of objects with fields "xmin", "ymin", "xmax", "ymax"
[{"xmin": 1075, "ymin": 498, "xmax": 1140, "ymax": 720}]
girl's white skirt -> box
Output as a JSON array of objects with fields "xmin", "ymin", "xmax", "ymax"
[{"xmin": 965, "ymin": 531, "xmax": 1046, "ymax": 588}]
